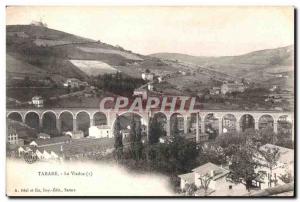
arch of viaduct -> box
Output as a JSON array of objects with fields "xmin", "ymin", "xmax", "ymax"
[{"xmin": 7, "ymin": 108, "xmax": 294, "ymax": 142}]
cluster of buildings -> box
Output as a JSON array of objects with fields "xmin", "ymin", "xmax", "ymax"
[
  {"xmin": 209, "ymin": 82, "xmax": 246, "ymax": 96},
  {"xmin": 178, "ymin": 144, "xmax": 294, "ymax": 196},
  {"xmin": 8, "ymin": 129, "xmax": 115, "ymax": 161},
  {"xmin": 63, "ymin": 78, "xmax": 89, "ymax": 89}
]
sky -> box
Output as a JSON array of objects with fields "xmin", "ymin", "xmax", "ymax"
[{"xmin": 6, "ymin": 6, "xmax": 294, "ymax": 56}]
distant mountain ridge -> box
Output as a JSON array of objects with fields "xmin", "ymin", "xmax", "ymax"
[
  {"xmin": 150, "ymin": 45, "xmax": 294, "ymax": 89},
  {"xmin": 150, "ymin": 45, "xmax": 293, "ymax": 66}
]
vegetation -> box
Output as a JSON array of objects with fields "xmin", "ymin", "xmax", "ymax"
[
  {"xmin": 129, "ymin": 117, "xmax": 143, "ymax": 161},
  {"xmin": 148, "ymin": 117, "xmax": 165, "ymax": 144},
  {"xmin": 199, "ymin": 173, "xmax": 213, "ymax": 196},
  {"xmin": 91, "ymin": 72, "xmax": 146, "ymax": 96},
  {"xmin": 113, "ymin": 115, "xmax": 123, "ymax": 161}
]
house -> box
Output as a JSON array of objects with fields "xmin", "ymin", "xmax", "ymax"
[
  {"xmin": 7, "ymin": 127, "xmax": 24, "ymax": 146},
  {"xmin": 65, "ymin": 130, "xmax": 84, "ymax": 139},
  {"xmin": 210, "ymin": 87, "xmax": 221, "ymax": 95},
  {"xmin": 157, "ymin": 76, "xmax": 163, "ymax": 83},
  {"xmin": 178, "ymin": 162, "xmax": 247, "ymax": 196},
  {"xmin": 133, "ymin": 88, "xmax": 148, "ymax": 100},
  {"xmin": 141, "ymin": 72, "xmax": 154, "ymax": 81},
  {"xmin": 63, "ymin": 78, "xmax": 85, "ymax": 89},
  {"xmin": 89, "ymin": 125, "xmax": 112, "ymax": 138},
  {"xmin": 222, "ymin": 116, "xmax": 237, "ymax": 133},
  {"xmin": 32, "ymin": 96, "xmax": 44, "ymax": 108},
  {"xmin": 148, "ymin": 83, "xmax": 154, "ymax": 91},
  {"xmin": 265, "ymin": 94, "xmax": 282, "ymax": 103},
  {"xmin": 221, "ymin": 83, "xmax": 245, "ymax": 95},
  {"xmin": 37, "ymin": 133, "xmax": 51, "ymax": 139},
  {"xmin": 29, "ymin": 136, "xmax": 71, "ymax": 147}
]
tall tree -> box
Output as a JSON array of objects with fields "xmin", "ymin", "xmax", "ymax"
[
  {"xmin": 172, "ymin": 115, "xmax": 180, "ymax": 137},
  {"xmin": 226, "ymin": 139, "xmax": 263, "ymax": 191},
  {"xmin": 149, "ymin": 117, "xmax": 164, "ymax": 144},
  {"xmin": 114, "ymin": 115, "xmax": 123, "ymax": 160},
  {"xmin": 134, "ymin": 118, "xmax": 143, "ymax": 161},
  {"xmin": 199, "ymin": 173, "xmax": 213, "ymax": 196},
  {"xmin": 259, "ymin": 146, "xmax": 280, "ymax": 187}
]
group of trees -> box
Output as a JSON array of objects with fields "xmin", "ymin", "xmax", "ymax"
[
  {"xmin": 113, "ymin": 115, "xmax": 199, "ymax": 177},
  {"xmin": 202, "ymin": 128, "xmax": 290, "ymax": 192},
  {"xmin": 91, "ymin": 72, "xmax": 146, "ymax": 96},
  {"xmin": 113, "ymin": 114, "xmax": 293, "ymax": 194}
]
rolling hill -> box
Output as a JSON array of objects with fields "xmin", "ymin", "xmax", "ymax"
[
  {"xmin": 6, "ymin": 24, "xmax": 294, "ymax": 92},
  {"xmin": 151, "ymin": 45, "xmax": 294, "ymax": 90},
  {"xmin": 6, "ymin": 24, "xmax": 177, "ymax": 84}
]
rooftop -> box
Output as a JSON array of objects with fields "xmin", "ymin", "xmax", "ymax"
[
  {"xmin": 31, "ymin": 135, "xmax": 71, "ymax": 147},
  {"xmin": 192, "ymin": 162, "xmax": 229, "ymax": 180}
]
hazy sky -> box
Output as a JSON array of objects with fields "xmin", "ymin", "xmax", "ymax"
[{"xmin": 6, "ymin": 6, "xmax": 294, "ymax": 56}]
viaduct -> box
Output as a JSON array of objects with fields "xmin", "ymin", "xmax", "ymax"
[{"xmin": 6, "ymin": 108, "xmax": 294, "ymax": 142}]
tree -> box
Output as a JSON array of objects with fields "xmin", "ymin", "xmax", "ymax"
[
  {"xmin": 172, "ymin": 116, "xmax": 180, "ymax": 137},
  {"xmin": 259, "ymin": 146, "xmax": 280, "ymax": 187},
  {"xmin": 128, "ymin": 116, "xmax": 143, "ymax": 161},
  {"xmin": 183, "ymin": 183, "xmax": 197, "ymax": 196},
  {"xmin": 226, "ymin": 140, "xmax": 263, "ymax": 191},
  {"xmin": 279, "ymin": 170, "xmax": 293, "ymax": 184},
  {"xmin": 148, "ymin": 117, "xmax": 164, "ymax": 144},
  {"xmin": 134, "ymin": 118, "xmax": 143, "ymax": 161},
  {"xmin": 113, "ymin": 115, "xmax": 123, "ymax": 161},
  {"xmin": 199, "ymin": 173, "xmax": 213, "ymax": 196}
]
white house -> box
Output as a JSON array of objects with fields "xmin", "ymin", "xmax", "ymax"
[
  {"xmin": 37, "ymin": 133, "xmax": 51, "ymax": 139},
  {"xmin": 133, "ymin": 88, "xmax": 148, "ymax": 100},
  {"xmin": 35, "ymin": 149, "xmax": 44, "ymax": 160},
  {"xmin": 178, "ymin": 162, "xmax": 247, "ymax": 196},
  {"xmin": 32, "ymin": 96, "xmax": 44, "ymax": 108},
  {"xmin": 221, "ymin": 83, "xmax": 245, "ymax": 95},
  {"xmin": 89, "ymin": 125, "xmax": 112, "ymax": 138},
  {"xmin": 141, "ymin": 72, "xmax": 154, "ymax": 81},
  {"xmin": 148, "ymin": 83, "xmax": 154, "ymax": 91},
  {"xmin": 65, "ymin": 130, "xmax": 84, "ymax": 139},
  {"xmin": 17, "ymin": 147, "xmax": 25, "ymax": 156}
]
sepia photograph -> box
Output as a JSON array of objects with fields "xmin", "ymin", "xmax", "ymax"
[{"xmin": 5, "ymin": 5, "xmax": 295, "ymax": 197}]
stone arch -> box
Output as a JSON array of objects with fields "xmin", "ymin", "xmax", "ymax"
[
  {"xmin": 277, "ymin": 114, "xmax": 293, "ymax": 137},
  {"xmin": 153, "ymin": 112, "xmax": 168, "ymax": 134},
  {"xmin": 112, "ymin": 112, "xmax": 145, "ymax": 142},
  {"xmin": 222, "ymin": 114, "xmax": 237, "ymax": 133},
  {"xmin": 93, "ymin": 111, "xmax": 107, "ymax": 126},
  {"xmin": 75, "ymin": 110, "xmax": 91, "ymax": 120},
  {"xmin": 239, "ymin": 114, "xmax": 255, "ymax": 132},
  {"xmin": 59, "ymin": 111, "xmax": 74, "ymax": 132},
  {"xmin": 41, "ymin": 110, "xmax": 58, "ymax": 119},
  {"xmin": 170, "ymin": 112, "xmax": 184, "ymax": 135},
  {"xmin": 24, "ymin": 111, "xmax": 40, "ymax": 130},
  {"xmin": 188, "ymin": 113, "xmax": 199, "ymax": 134},
  {"xmin": 42, "ymin": 111, "xmax": 58, "ymax": 136},
  {"xmin": 76, "ymin": 111, "xmax": 91, "ymax": 136},
  {"xmin": 258, "ymin": 114, "xmax": 274, "ymax": 130},
  {"xmin": 204, "ymin": 113, "xmax": 219, "ymax": 139},
  {"xmin": 7, "ymin": 111, "xmax": 23, "ymax": 122},
  {"xmin": 58, "ymin": 110, "xmax": 75, "ymax": 119}
]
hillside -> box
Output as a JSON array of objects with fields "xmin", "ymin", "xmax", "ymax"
[
  {"xmin": 6, "ymin": 24, "xmax": 178, "ymax": 84},
  {"xmin": 151, "ymin": 45, "xmax": 294, "ymax": 90}
]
